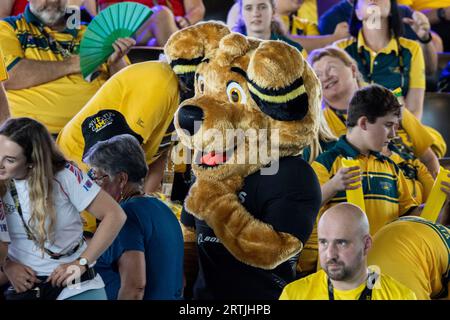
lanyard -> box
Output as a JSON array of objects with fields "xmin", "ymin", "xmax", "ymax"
[
  {"xmin": 9, "ymin": 180, "xmax": 83, "ymax": 259},
  {"xmin": 38, "ymin": 25, "xmax": 76, "ymax": 59},
  {"xmin": 327, "ymin": 272, "xmax": 377, "ymax": 300}
]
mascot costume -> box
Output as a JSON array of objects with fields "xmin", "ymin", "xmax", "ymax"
[{"xmin": 164, "ymin": 22, "xmax": 322, "ymax": 299}]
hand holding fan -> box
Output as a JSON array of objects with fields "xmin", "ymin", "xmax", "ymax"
[{"xmin": 79, "ymin": 2, "xmax": 153, "ymax": 78}]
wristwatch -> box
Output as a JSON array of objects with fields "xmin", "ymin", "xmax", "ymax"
[
  {"xmin": 77, "ymin": 257, "xmax": 89, "ymax": 269},
  {"xmin": 419, "ymin": 32, "xmax": 432, "ymax": 44},
  {"xmin": 437, "ymin": 8, "xmax": 448, "ymax": 23}
]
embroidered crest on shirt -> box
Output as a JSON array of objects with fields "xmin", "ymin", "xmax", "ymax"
[{"xmin": 88, "ymin": 111, "xmax": 116, "ymax": 133}]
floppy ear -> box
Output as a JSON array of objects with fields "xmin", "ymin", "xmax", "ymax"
[
  {"xmin": 246, "ymin": 41, "xmax": 310, "ymax": 121},
  {"xmin": 164, "ymin": 22, "xmax": 231, "ymax": 97}
]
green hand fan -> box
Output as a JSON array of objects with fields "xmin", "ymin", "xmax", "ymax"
[{"xmin": 79, "ymin": 2, "xmax": 153, "ymax": 78}]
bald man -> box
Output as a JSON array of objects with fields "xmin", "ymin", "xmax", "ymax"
[{"xmin": 280, "ymin": 203, "xmax": 417, "ymax": 300}]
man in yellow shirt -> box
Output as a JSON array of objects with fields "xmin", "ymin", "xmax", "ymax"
[
  {"xmin": 0, "ymin": 49, "xmax": 9, "ymax": 124},
  {"xmin": 0, "ymin": 0, "xmax": 134, "ymax": 134},
  {"xmin": 280, "ymin": 203, "xmax": 417, "ymax": 300},
  {"xmin": 368, "ymin": 216, "xmax": 450, "ymax": 300},
  {"xmin": 57, "ymin": 61, "xmax": 181, "ymax": 236},
  {"xmin": 57, "ymin": 61, "xmax": 180, "ymax": 193}
]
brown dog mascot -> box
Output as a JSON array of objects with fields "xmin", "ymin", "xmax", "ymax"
[{"xmin": 165, "ymin": 22, "xmax": 322, "ymax": 299}]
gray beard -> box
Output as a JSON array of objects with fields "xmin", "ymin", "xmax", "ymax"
[{"xmin": 29, "ymin": 4, "xmax": 66, "ymax": 27}]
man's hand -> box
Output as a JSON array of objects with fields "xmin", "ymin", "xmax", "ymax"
[
  {"xmin": 107, "ymin": 37, "xmax": 136, "ymax": 66},
  {"xmin": 403, "ymin": 11, "xmax": 431, "ymax": 42},
  {"xmin": 330, "ymin": 166, "xmax": 362, "ymax": 193}
]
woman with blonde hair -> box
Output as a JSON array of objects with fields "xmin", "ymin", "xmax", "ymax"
[{"xmin": 0, "ymin": 117, "xmax": 126, "ymax": 300}]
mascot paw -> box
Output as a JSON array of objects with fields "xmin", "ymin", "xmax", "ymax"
[{"xmin": 185, "ymin": 176, "xmax": 244, "ymax": 220}]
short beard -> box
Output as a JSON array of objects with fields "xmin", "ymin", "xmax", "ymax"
[
  {"xmin": 29, "ymin": 3, "xmax": 66, "ymax": 26},
  {"xmin": 323, "ymin": 250, "xmax": 364, "ymax": 281},
  {"xmin": 324, "ymin": 262, "xmax": 353, "ymax": 281}
]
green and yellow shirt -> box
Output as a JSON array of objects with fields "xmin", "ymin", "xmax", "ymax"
[
  {"xmin": 312, "ymin": 136, "xmax": 418, "ymax": 235},
  {"xmin": 335, "ymin": 31, "xmax": 425, "ymax": 96},
  {"xmin": 0, "ymin": 6, "xmax": 110, "ymax": 133}
]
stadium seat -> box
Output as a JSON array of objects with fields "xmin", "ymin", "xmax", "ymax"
[{"xmin": 422, "ymin": 92, "xmax": 450, "ymax": 157}]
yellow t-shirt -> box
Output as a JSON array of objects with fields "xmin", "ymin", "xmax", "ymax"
[
  {"xmin": 368, "ymin": 217, "xmax": 450, "ymax": 300},
  {"xmin": 57, "ymin": 61, "xmax": 179, "ymax": 172},
  {"xmin": 0, "ymin": 8, "xmax": 110, "ymax": 134},
  {"xmin": 0, "ymin": 49, "xmax": 7, "ymax": 82},
  {"xmin": 297, "ymin": 0, "xmax": 318, "ymax": 25},
  {"xmin": 280, "ymin": 269, "xmax": 417, "ymax": 300},
  {"xmin": 397, "ymin": 0, "xmax": 450, "ymax": 10}
]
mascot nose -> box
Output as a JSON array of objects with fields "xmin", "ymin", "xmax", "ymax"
[{"xmin": 177, "ymin": 105, "xmax": 204, "ymax": 135}]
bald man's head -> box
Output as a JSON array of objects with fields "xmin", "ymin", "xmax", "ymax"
[
  {"xmin": 319, "ymin": 203, "xmax": 370, "ymax": 238},
  {"xmin": 318, "ymin": 203, "xmax": 372, "ymax": 281}
]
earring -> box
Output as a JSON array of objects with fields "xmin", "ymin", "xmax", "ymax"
[{"xmin": 28, "ymin": 165, "xmax": 33, "ymax": 169}]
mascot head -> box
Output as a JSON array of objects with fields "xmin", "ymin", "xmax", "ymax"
[{"xmin": 165, "ymin": 22, "xmax": 321, "ymax": 180}]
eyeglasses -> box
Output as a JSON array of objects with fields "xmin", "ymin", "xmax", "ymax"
[{"xmin": 87, "ymin": 168, "xmax": 109, "ymax": 186}]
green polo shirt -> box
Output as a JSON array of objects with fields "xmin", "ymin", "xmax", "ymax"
[
  {"xmin": 335, "ymin": 31, "xmax": 425, "ymax": 96},
  {"xmin": 312, "ymin": 135, "xmax": 418, "ymax": 235}
]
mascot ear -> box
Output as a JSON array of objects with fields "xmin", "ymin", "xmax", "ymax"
[
  {"xmin": 246, "ymin": 41, "xmax": 310, "ymax": 121},
  {"xmin": 164, "ymin": 22, "xmax": 230, "ymax": 99}
]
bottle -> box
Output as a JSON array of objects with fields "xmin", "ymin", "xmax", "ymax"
[{"xmin": 341, "ymin": 158, "xmax": 366, "ymax": 212}]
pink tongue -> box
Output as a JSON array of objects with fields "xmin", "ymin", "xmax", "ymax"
[{"xmin": 200, "ymin": 151, "xmax": 227, "ymax": 166}]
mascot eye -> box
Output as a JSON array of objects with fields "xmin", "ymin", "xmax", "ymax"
[
  {"xmin": 197, "ymin": 75, "xmax": 205, "ymax": 93},
  {"xmin": 226, "ymin": 82, "xmax": 247, "ymax": 104}
]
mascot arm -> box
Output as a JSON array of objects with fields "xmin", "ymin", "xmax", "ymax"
[{"xmin": 185, "ymin": 177, "xmax": 306, "ymax": 270}]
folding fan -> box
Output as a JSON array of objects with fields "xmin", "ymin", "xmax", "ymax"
[{"xmin": 79, "ymin": 2, "xmax": 153, "ymax": 78}]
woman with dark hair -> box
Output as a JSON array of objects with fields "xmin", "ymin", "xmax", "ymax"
[
  {"xmin": 0, "ymin": 117, "xmax": 126, "ymax": 300},
  {"xmin": 335, "ymin": 0, "xmax": 426, "ymax": 120}
]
